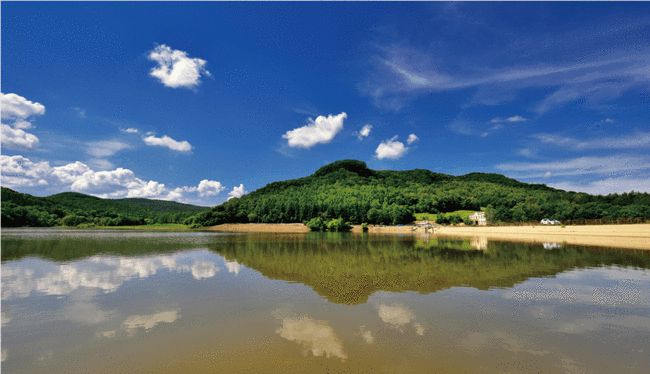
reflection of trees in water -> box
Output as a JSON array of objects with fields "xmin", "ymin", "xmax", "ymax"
[
  {"xmin": 3, "ymin": 232, "xmax": 649, "ymax": 305},
  {"xmin": 212, "ymin": 234, "xmax": 650, "ymax": 304}
]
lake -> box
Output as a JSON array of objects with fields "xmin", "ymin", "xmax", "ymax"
[{"xmin": 2, "ymin": 229, "xmax": 650, "ymax": 373}]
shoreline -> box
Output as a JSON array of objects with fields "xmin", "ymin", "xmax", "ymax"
[{"xmin": 208, "ymin": 223, "xmax": 650, "ymax": 250}]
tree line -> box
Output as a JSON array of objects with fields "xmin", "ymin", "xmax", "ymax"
[
  {"xmin": 1, "ymin": 187, "xmax": 207, "ymax": 227},
  {"xmin": 185, "ymin": 160, "xmax": 650, "ymax": 226}
]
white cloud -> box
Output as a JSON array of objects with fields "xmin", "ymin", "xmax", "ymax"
[
  {"xmin": 533, "ymin": 131, "xmax": 650, "ymax": 150},
  {"xmin": 86, "ymin": 139, "xmax": 131, "ymax": 158},
  {"xmin": 70, "ymin": 168, "xmax": 167, "ymax": 198},
  {"xmin": 196, "ymin": 179, "xmax": 224, "ymax": 197},
  {"xmin": 1, "ymin": 93, "xmax": 45, "ymax": 149},
  {"xmin": 121, "ymin": 127, "xmax": 140, "ymax": 134},
  {"xmin": 283, "ymin": 112, "xmax": 347, "ymax": 149},
  {"xmin": 550, "ymin": 177, "xmax": 650, "ymax": 194},
  {"xmin": 375, "ymin": 136, "xmax": 407, "ymax": 160},
  {"xmin": 1, "ymin": 123, "xmax": 39, "ymax": 149},
  {"xmin": 87, "ymin": 158, "xmax": 114, "ymax": 171},
  {"xmin": 0, "ymin": 154, "xmax": 224, "ymax": 203},
  {"xmin": 489, "ymin": 115, "xmax": 527, "ymax": 124},
  {"xmin": 366, "ymin": 44, "xmax": 650, "ymax": 112},
  {"xmin": 0, "ymin": 155, "xmax": 51, "ymax": 187},
  {"xmin": 377, "ymin": 304, "xmax": 415, "ymax": 328},
  {"xmin": 143, "ymin": 134, "xmax": 193, "ymax": 152},
  {"xmin": 224, "ymin": 260, "xmax": 241, "ymax": 275},
  {"xmin": 1, "ymin": 93, "xmax": 45, "ymax": 120},
  {"xmin": 377, "ymin": 304, "xmax": 425, "ymax": 335},
  {"xmin": 496, "ymin": 155, "xmax": 650, "ymax": 178},
  {"xmin": 359, "ymin": 326, "xmax": 375, "ymax": 344},
  {"xmin": 227, "ymin": 183, "xmax": 246, "ymax": 200},
  {"xmin": 357, "ymin": 124, "xmax": 373, "ymax": 140},
  {"xmin": 122, "ymin": 310, "xmax": 180, "ymax": 332},
  {"xmin": 1, "ymin": 250, "xmax": 221, "ymax": 300},
  {"xmin": 406, "ymin": 133, "xmax": 419, "ymax": 144},
  {"xmin": 51, "ymin": 161, "xmax": 92, "ymax": 183},
  {"xmin": 148, "ymin": 44, "xmax": 210, "ymax": 89},
  {"xmin": 190, "ymin": 261, "xmax": 219, "ymax": 280},
  {"xmin": 276, "ymin": 316, "xmax": 347, "ymax": 360},
  {"xmin": 71, "ymin": 107, "xmax": 86, "ymax": 119}
]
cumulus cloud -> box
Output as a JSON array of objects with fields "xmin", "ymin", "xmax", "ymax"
[
  {"xmin": 377, "ymin": 304, "xmax": 425, "ymax": 335},
  {"xmin": 0, "ymin": 154, "xmax": 225, "ymax": 202},
  {"xmin": 1, "ymin": 93, "xmax": 45, "ymax": 120},
  {"xmin": 276, "ymin": 316, "xmax": 347, "ymax": 360},
  {"xmin": 375, "ymin": 136, "xmax": 408, "ymax": 160},
  {"xmin": 190, "ymin": 261, "xmax": 219, "ymax": 280},
  {"xmin": 197, "ymin": 179, "xmax": 225, "ymax": 197},
  {"xmin": 148, "ymin": 44, "xmax": 210, "ymax": 89},
  {"xmin": 1, "ymin": 93, "xmax": 45, "ymax": 149},
  {"xmin": 0, "ymin": 155, "xmax": 51, "ymax": 187},
  {"xmin": 406, "ymin": 133, "xmax": 419, "ymax": 144},
  {"xmin": 122, "ymin": 310, "xmax": 180, "ymax": 332},
  {"xmin": 143, "ymin": 134, "xmax": 193, "ymax": 152},
  {"xmin": 224, "ymin": 260, "xmax": 241, "ymax": 275},
  {"xmin": 1, "ymin": 250, "xmax": 220, "ymax": 300},
  {"xmin": 283, "ymin": 112, "xmax": 347, "ymax": 148},
  {"xmin": 1, "ymin": 123, "xmax": 39, "ymax": 149},
  {"xmin": 227, "ymin": 183, "xmax": 246, "ymax": 200},
  {"xmin": 357, "ymin": 124, "xmax": 372, "ymax": 140}
]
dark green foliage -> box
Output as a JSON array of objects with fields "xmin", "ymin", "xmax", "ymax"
[
  {"xmin": 189, "ymin": 160, "xmax": 650, "ymax": 226},
  {"xmin": 326, "ymin": 218, "xmax": 352, "ymax": 232},
  {"xmin": 1, "ymin": 187, "xmax": 208, "ymax": 227},
  {"xmin": 306, "ymin": 217, "xmax": 325, "ymax": 231},
  {"xmin": 313, "ymin": 159, "xmax": 376, "ymax": 178},
  {"xmin": 305, "ymin": 217, "xmax": 351, "ymax": 232},
  {"xmin": 436, "ymin": 214, "xmax": 463, "ymax": 225}
]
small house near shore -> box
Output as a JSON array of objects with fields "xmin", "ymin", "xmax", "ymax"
[{"xmin": 468, "ymin": 211, "xmax": 487, "ymax": 226}]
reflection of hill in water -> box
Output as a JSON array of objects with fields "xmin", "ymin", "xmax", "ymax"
[
  {"xmin": 3, "ymin": 231, "xmax": 650, "ymax": 305},
  {"xmin": 213, "ymin": 234, "xmax": 650, "ymax": 304},
  {"xmin": 0, "ymin": 231, "xmax": 216, "ymax": 261}
]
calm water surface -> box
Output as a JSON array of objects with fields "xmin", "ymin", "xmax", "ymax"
[{"xmin": 2, "ymin": 229, "xmax": 650, "ymax": 373}]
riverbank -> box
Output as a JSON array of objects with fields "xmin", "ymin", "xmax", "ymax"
[{"xmin": 208, "ymin": 223, "xmax": 650, "ymax": 250}]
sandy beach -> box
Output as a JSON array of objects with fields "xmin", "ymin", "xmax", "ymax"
[{"xmin": 208, "ymin": 223, "xmax": 650, "ymax": 250}]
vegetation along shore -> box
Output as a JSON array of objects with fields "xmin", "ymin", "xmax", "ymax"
[{"xmin": 3, "ymin": 160, "xmax": 648, "ymax": 249}]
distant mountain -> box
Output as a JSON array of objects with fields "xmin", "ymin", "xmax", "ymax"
[
  {"xmin": 187, "ymin": 159, "xmax": 650, "ymax": 226},
  {"xmin": 1, "ymin": 187, "xmax": 208, "ymax": 227}
]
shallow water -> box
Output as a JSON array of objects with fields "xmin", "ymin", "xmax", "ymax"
[{"xmin": 2, "ymin": 229, "xmax": 650, "ymax": 373}]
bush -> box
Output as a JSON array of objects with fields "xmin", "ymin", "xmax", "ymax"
[
  {"xmin": 306, "ymin": 217, "xmax": 325, "ymax": 231},
  {"xmin": 326, "ymin": 218, "xmax": 352, "ymax": 232},
  {"xmin": 61, "ymin": 214, "xmax": 90, "ymax": 227},
  {"xmin": 361, "ymin": 222, "xmax": 369, "ymax": 232}
]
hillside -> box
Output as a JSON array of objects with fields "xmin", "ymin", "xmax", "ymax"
[
  {"xmin": 1, "ymin": 187, "xmax": 208, "ymax": 227},
  {"xmin": 187, "ymin": 160, "xmax": 650, "ymax": 226}
]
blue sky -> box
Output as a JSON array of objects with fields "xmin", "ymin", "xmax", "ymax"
[{"xmin": 2, "ymin": 2, "xmax": 649, "ymax": 205}]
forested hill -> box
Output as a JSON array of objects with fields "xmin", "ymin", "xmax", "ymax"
[
  {"xmin": 1, "ymin": 187, "xmax": 208, "ymax": 227},
  {"xmin": 187, "ymin": 160, "xmax": 650, "ymax": 226}
]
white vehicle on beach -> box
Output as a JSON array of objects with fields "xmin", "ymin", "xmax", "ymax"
[{"xmin": 540, "ymin": 218, "xmax": 561, "ymax": 225}]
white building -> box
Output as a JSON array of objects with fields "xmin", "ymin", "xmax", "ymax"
[{"xmin": 468, "ymin": 211, "xmax": 487, "ymax": 226}]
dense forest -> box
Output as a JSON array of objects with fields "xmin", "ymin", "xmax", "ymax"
[
  {"xmin": 1, "ymin": 187, "xmax": 208, "ymax": 227},
  {"xmin": 186, "ymin": 160, "xmax": 650, "ymax": 226}
]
